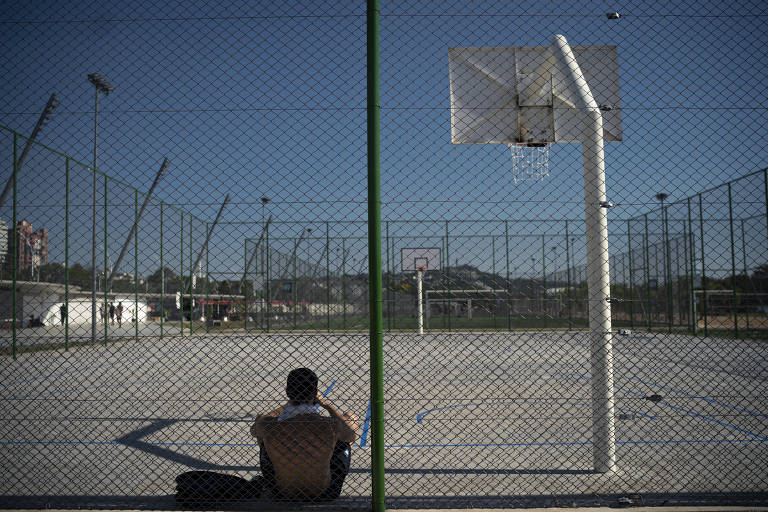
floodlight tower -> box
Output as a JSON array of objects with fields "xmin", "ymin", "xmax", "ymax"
[
  {"xmin": 0, "ymin": 94, "xmax": 59, "ymax": 210},
  {"xmin": 88, "ymin": 73, "xmax": 114, "ymax": 343}
]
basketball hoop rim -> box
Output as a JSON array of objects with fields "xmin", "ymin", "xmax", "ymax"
[{"xmin": 508, "ymin": 141, "xmax": 550, "ymax": 148}]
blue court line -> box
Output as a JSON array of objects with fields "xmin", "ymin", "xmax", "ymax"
[
  {"xmin": 570, "ymin": 373, "xmax": 767, "ymax": 440},
  {"xmin": 508, "ymin": 372, "xmax": 767, "ymax": 442},
  {"xmin": 3, "ymin": 438, "xmax": 765, "ymax": 448},
  {"xmin": 360, "ymin": 400, "xmax": 372, "ymax": 448},
  {"xmin": 629, "ymin": 376, "xmax": 768, "ymax": 419},
  {"xmin": 416, "ymin": 400, "xmax": 657, "ymax": 424},
  {"xmin": 383, "ymin": 438, "xmax": 768, "ymax": 448},
  {"xmin": 616, "ymin": 385, "xmax": 767, "ymax": 441}
]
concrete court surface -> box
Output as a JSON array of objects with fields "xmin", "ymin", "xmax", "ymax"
[{"xmin": 1, "ymin": 331, "xmax": 766, "ymax": 506}]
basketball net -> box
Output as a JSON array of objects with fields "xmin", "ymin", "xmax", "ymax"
[{"xmin": 508, "ymin": 143, "xmax": 549, "ymax": 183}]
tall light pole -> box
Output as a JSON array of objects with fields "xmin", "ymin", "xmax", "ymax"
[{"xmin": 88, "ymin": 73, "xmax": 114, "ymax": 343}]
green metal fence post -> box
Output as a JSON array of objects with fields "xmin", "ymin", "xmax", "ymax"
[
  {"xmin": 326, "ymin": 221, "xmax": 330, "ymax": 332},
  {"xmin": 682, "ymin": 219, "xmax": 690, "ymax": 332},
  {"xmin": 687, "ymin": 197, "xmax": 696, "ymax": 336},
  {"xmin": 65, "ymin": 156, "xmax": 70, "ymax": 350},
  {"xmin": 445, "ymin": 220, "xmax": 451, "ymax": 331},
  {"xmin": 206, "ymin": 222, "xmax": 210, "ymax": 334},
  {"xmin": 566, "ymin": 221, "xmax": 573, "ymax": 329},
  {"xmin": 727, "ymin": 184, "xmax": 738, "ymax": 337},
  {"xmin": 741, "ymin": 220, "xmax": 749, "ymax": 331},
  {"xmin": 390, "ymin": 235, "xmax": 395, "ymax": 330},
  {"xmin": 244, "ymin": 240, "xmax": 248, "ymax": 332},
  {"xmin": 104, "ymin": 176, "xmax": 108, "ymax": 345},
  {"xmin": 180, "ymin": 211, "xmax": 184, "ymax": 336},
  {"xmin": 189, "ymin": 216, "xmax": 194, "ymax": 334},
  {"xmin": 764, "ymin": 169, "xmax": 768, "ymax": 246},
  {"xmin": 674, "ymin": 237, "xmax": 682, "ymax": 329},
  {"xmin": 441, "ymin": 236, "xmax": 446, "ymax": 329},
  {"xmin": 505, "ymin": 220, "xmax": 511, "ymax": 331},
  {"xmin": 663, "ymin": 204, "xmax": 672, "ymax": 332},
  {"xmin": 12, "ymin": 132, "xmax": 17, "ymax": 359},
  {"xmin": 135, "ymin": 189, "xmax": 139, "ymax": 342},
  {"xmin": 541, "ymin": 234, "xmax": 546, "ymax": 325},
  {"xmin": 160, "ymin": 201, "xmax": 164, "ymax": 339},
  {"xmin": 367, "ymin": 1, "xmax": 385, "ymax": 508},
  {"xmin": 266, "ymin": 222, "xmax": 271, "ymax": 333},
  {"xmin": 385, "ymin": 221, "xmax": 390, "ymax": 331},
  {"xmin": 699, "ymin": 194, "xmax": 708, "ymax": 337},
  {"xmin": 626, "ymin": 219, "xmax": 634, "ymax": 330},
  {"xmin": 492, "ymin": 235, "xmax": 497, "ymax": 329},
  {"xmin": 643, "ymin": 214, "xmax": 650, "ymax": 331},
  {"xmin": 342, "ymin": 238, "xmax": 347, "ymax": 330},
  {"xmin": 260, "ymin": 234, "xmax": 264, "ymax": 330}
]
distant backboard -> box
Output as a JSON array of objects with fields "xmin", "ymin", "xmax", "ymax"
[
  {"xmin": 449, "ymin": 45, "xmax": 621, "ymax": 144},
  {"xmin": 401, "ymin": 247, "xmax": 441, "ymax": 272}
]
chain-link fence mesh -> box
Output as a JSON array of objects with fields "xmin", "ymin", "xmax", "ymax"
[{"xmin": 1, "ymin": 1, "xmax": 767, "ymax": 509}]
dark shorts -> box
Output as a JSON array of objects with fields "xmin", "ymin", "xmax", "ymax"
[{"xmin": 259, "ymin": 441, "xmax": 352, "ymax": 501}]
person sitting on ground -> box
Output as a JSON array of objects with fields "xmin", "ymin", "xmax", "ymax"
[{"xmin": 250, "ymin": 368, "xmax": 359, "ymax": 501}]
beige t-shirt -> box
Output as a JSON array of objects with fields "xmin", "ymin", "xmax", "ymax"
[{"xmin": 256, "ymin": 413, "xmax": 343, "ymax": 499}]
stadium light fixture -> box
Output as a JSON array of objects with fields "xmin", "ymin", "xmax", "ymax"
[
  {"xmin": 261, "ymin": 197, "xmax": 269, "ymax": 228},
  {"xmin": 87, "ymin": 73, "xmax": 115, "ymax": 94}
]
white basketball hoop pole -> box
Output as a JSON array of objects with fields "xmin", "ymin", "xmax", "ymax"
[
  {"xmin": 550, "ymin": 34, "xmax": 616, "ymax": 473},
  {"xmin": 416, "ymin": 268, "xmax": 424, "ymax": 335}
]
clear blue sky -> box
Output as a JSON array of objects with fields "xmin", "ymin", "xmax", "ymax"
[{"xmin": 1, "ymin": 0, "xmax": 766, "ymax": 280}]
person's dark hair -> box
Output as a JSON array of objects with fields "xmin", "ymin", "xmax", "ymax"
[{"xmin": 286, "ymin": 368, "xmax": 318, "ymax": 403}]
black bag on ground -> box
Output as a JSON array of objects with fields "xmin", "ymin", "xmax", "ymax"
[{"xmin": 175, "ymin": 471, "xmax": 262, "ymax": 505}]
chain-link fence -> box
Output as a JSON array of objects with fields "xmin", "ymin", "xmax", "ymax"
[{"xmin": 1, "ymin": 1, "xmax": 767, "ymax": 509}]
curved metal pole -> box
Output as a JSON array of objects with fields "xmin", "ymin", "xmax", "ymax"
[
  {"xmin": 108, "ymin": 158, "xmax": 169, "ymax": 292},
  {"xmin": 551, "ymin": 34, "xmax": 616, "ymax": 473},
  {"xmin": 240, "ymin": 215, "xmax": 273, "ymax": 293},
  {"xmin": 187, "ymin": 194, "xmax": 230, "ymax": 295}
]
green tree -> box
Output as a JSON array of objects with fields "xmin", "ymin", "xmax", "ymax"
[
  {"xmin": 39, "ymin": 263, "xmax": 65, "ymax": 284},
  {"xmin": 146, "ymin": 267, "xmax": 182, "ymax": 293}
]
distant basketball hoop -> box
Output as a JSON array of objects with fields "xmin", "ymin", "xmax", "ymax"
[
  {"xmin": 401, "ymin": 248, "xmax": 441, "ymax": 335},
  {"xmin": 508, "ymin": 142, "xmax": 549, "ymax": 182}
]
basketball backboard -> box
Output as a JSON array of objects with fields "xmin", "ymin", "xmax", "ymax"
[
  {"xmin": 449, "ymin": 44, "xmax": 621, "ymax": 144},
  {"xmin": 401, "ymin": 247, "xmax": 441, "ymax": 272}
]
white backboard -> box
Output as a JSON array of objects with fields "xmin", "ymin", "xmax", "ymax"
[
  {"xmin": 449, "ymin": 45, "xmax": 622, "ymax": 144},
  {"xmin": 401, "ymin": 247, "xmax": 441, "ymax": 272}
]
